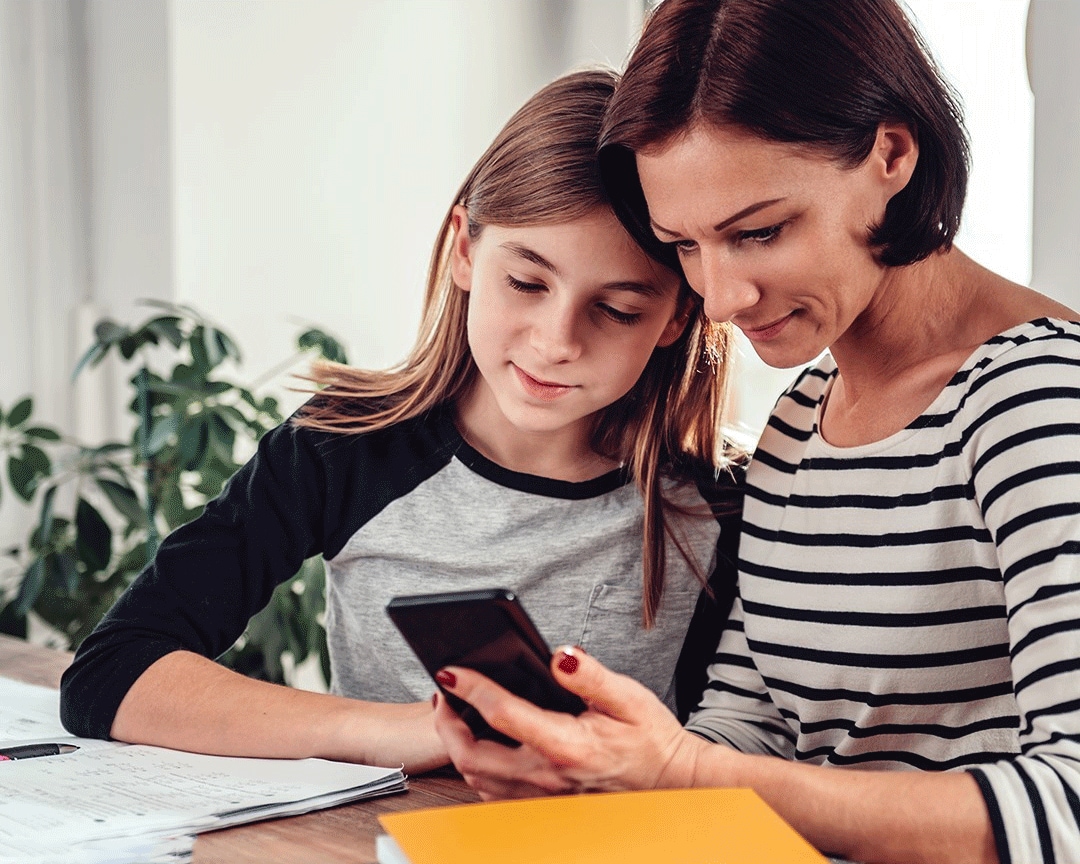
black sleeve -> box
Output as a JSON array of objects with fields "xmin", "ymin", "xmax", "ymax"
[
  {"xmin": 673, "ymin": 459, "xmax": 745, "ymax": 724},
  {"xmin": 59, "ymin": 420, "xmax": 332, "ymax": 739}
]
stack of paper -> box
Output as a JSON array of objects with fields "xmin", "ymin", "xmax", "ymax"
[{"xmin": 0, "ymin": 677, "xmax": 406, "ymax": 864}]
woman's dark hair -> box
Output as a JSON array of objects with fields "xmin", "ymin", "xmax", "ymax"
[{"xmin": 600, "ymin": 0, "xmax": 970, "ymax": 268}]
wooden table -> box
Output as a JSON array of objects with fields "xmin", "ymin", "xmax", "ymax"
[{"xmin": 0, "ymin": 633, "xmax": 480, "ymax": 864}]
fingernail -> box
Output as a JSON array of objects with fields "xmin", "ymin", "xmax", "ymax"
[
  {"xmin": 435, "ymin": 669, "xmax": 457, "ymax": 688},
  {"xmin": 557, "ymin": 650, "xmax": 579, "ymax": 675}
]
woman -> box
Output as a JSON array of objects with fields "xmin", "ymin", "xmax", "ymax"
[{"xmin": 432, "ymin": 2, "xmax": 1080, "ymax": 863}]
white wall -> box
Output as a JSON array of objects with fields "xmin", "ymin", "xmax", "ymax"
[
  {"xmin": 170, "ymin": 0, "xmax": 643, "ymax": 415},
  {"xmin": 1028, "ymin": 0, "xmax": 1080, "ymax": 308}
]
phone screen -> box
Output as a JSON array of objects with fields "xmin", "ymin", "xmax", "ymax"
[{"xmin": 386, "ymin": 589, "xmax": 586, "ymax": 746}]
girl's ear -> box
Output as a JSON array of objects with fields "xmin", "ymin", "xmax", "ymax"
[
  {"xmin": 655, "ymin": 293, "xmax": 693, "ymax": 348},
  {"xmin": 449, "ymin": 205, "xmax": 474, "ymax": 292}
]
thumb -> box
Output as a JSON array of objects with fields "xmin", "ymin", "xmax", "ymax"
[{"xmin": 550, "ymin": 646, "xmax": 661, "ymax": 723}]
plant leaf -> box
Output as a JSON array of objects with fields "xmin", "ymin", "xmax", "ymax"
[
  {"xmin": 56, "ymin": 552, "xmax": 80, "ymax": 594},
  {"xmin": 94, "ymin": 319, "xmax": 128, "ymax": 343},
  {"xmin": 145, "ymin": 316, "xmax": 184, "ymax": 348},
  {"xmin": 0, "ymin": 601, "xmax": 27, "ymax": 639},
  {"xmin": 6, "ymin": 397, "xmax": 32, "ymax": 428},
  {"xmin": 71, "ymin": 342, "xmax": 108, "ymax": 381},
  {"xmin": 178, "ymin": 418, "xmax": 209, "ymax": 471},
  {"xmin": 297, "ymin": 328, "xmax": 348, "ymax": 364},
  {"xmin": 216, "ymin": 329, "xmax": 242, "ymax": 364},
  {"xmin": 39, "ymin": 485, "xmax": 57, "ymax": 550},
  {"xmin": 8, "ymin": 456, "xmax": 36, "ymax": 501},
  {"xmin": 204, "ymin": 327, "xmax": 226, "ymax": 368},
  {"xmin": 97, "ymin": 478, "xmax": 146, "ymax": 527},
  {"xmin": 146, "ymin": 413, "xmax": 180, "ymax": 455},
  {"xmin": 21, "ymin": 443, "xmax": 50, "ymax": 477},
  {"xmin": 14, "ymin": 557, "xmax": 47, "ymax": 616},
  {"xmin": 24, "ymin": 426, "xmax": 61, "ymax": 441},
  {"xmin": 75, "ymin": 497, "xmax": 112, "ymax": 574},
  {"xmin": 190, "ymin": 326, "xmax": 210, "ymax": 372}
]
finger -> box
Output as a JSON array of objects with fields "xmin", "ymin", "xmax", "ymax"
[
  {"xmin": 438, "ymin": 666, "xmax": 582, "ymax": 760},
  {"xmin": 549, "ymin": 645, "xmax": 662, "ymax": 722}
]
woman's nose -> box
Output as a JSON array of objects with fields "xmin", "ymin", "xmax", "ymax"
[{"xmin": 694, "ymin": 250, "xmax": 761, "ymax": 323}]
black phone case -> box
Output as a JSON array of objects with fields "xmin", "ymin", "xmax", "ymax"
[{"xmin": 386, "ymin": 588, "xmax": 586, "ymax": 747}]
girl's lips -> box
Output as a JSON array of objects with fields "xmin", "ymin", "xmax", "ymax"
[
  {"xmin": 513, "ymin": 364, "xmax": 575, "ymax": 400},
  {"xmin": 740, "ymin": 313, "xmax": 794, "ymax": 343}
]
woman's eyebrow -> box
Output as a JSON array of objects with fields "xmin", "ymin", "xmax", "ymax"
[
  {"xmin": 500, "ymin": 242, "xmax": 559, "ymax": 276},
  {"xmin": 651, "ymin": 198, "xmax": 786, "ymax": 238}
]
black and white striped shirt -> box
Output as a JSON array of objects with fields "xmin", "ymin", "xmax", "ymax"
[{"xmin": 686, "ymin": 318, "xmax": 1080, "ymax": 863}]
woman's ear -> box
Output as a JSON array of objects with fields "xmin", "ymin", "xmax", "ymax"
[
  {"xmin": 449, "ymin": 204, "xmax": 474, "ymax": 292},
  {"xmin": 872, "ymin": 121, "xmax": 919, "ymax": 199}
]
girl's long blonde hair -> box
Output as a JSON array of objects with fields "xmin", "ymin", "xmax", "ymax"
[{"xmin": 295, "ymin": 69, "xmax": 738, "ymax": 626}]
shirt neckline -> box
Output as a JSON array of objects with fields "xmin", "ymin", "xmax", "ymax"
[
  {"xmin": 434, "ymin": 409, "xmax": 631, "ymax": 500},
  {"xmin": 810, "ymin": 317, "xmax": 1079, "ymax": 455}
]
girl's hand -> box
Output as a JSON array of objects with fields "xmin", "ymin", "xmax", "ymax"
[
  {"xmin": 358, "ymin": 699, "xmax": 450, "ymax": 773},
  {"xmin": 431, "ymin": 646, "xmax": 716, "ymax": 799}
]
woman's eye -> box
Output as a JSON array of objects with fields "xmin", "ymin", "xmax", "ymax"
[
  {"xmin": 506, "ymin": 275, "xmax": 545, "ymax": 294},
  {"xmin": 674, "ymin": 239, "xmax": 698, "ymax": 255},
  {"xmin": 599, "ymin": 304, "xmax": 642, "ymax": 325},
  {"xmin": 736, "ymin": 221, "xmax": 787, "ymax": 245}
]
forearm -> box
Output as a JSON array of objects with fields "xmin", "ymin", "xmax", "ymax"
[
  {"xmin": 693, "ymin": 744, "xmax": 997, "ymax": 864},
  {"xmin": 111, "ymin": 650, "xmax": 447, "ymax": 771}
]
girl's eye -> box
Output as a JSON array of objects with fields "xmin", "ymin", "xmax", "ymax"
[
  {"xmin": 736, "ymin": 221, "xmax": 787, "ymax": 246},
  {"xmin": 506, "ymin": 275, "xmax": 545, "ymax": 294},
  {"xmin": 599, "ymin": 304, "xmax": 642, "ymax": 326}
]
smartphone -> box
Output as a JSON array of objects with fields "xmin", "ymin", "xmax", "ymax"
[{"xmin": 386, "ymin": 588, "xmax": 586, "ymax": 747}]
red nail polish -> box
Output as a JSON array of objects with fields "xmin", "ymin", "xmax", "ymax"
[
  {"xmin": 435, "ymin": 669, "xmax": 457, "ymax": 688},
  {"xmin": 557, "ymin": 652, "xmax": 579, "ymax": 675},
  {"xmin": 431, "ymin": 692, "xmax": 438, "ymax": 709}
]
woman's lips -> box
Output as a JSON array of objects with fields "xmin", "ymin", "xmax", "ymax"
[
  {"xmin": 513, "ymin": 364, "xmax": 575, "ymax": 400},
  {"xmin": 739, "ymin": 313, "xmax": 794, "ymax": 343}
]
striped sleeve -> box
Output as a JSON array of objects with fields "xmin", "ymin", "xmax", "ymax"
[
  {"xmin": 963, "ymin": 325, "xmax": 1080, "ymax": 864},
  {"xmin": 684, "ymin": 595, "xmax": 799, "ymax": 758}
]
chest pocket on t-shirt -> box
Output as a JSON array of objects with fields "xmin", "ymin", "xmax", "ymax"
[{"xmin": 577, "ymin": 582, "xmax": 701, "ymax": 709}]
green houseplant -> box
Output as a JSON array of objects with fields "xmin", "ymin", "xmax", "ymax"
[{"xmin": 0, "ymin": 300, "xmax": 345, "ymax": 687}]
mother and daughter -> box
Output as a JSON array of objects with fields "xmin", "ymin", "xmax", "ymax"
[{"xmin": 61, "ymin": 1, "xmax": 1080, "ymax": 863}]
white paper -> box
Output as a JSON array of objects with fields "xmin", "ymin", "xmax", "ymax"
[{"xmin": 0, "ymin": 675, "xmax": 406, "ymax": 863}]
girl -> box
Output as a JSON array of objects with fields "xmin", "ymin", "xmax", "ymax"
[{"xmin": 59, "ymin": 69, "xmax": 743, "ymax": 773}]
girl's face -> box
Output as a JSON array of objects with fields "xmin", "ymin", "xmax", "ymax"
[
  {"xmin": 635, "ymin": 122, "xmax": 916, "ymax": 369},
  {"xmin": 451, "ymin": 206, "xmax": 684, "ymax": 444}
]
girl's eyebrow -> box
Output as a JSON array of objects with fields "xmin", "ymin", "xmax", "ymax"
[
  {"xmin": 651, "ymin": 198, "xmax": 787, "ymax": 239},
  {"xmin": 501, "ymin": 242, "xmax": 559, "ymax": 275},
  {"xmin": 501, "ymin": 241, "xmax": 664, "ymax": 297}
]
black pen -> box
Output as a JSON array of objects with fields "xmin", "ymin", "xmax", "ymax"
[{"xmin": 0, "ymin": 743, "xmax": 79, "ymax": 761}]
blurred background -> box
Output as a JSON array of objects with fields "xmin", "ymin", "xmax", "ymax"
[{"xmin": 0, "ymin": 0, "xmax": 1077, "ymax": 655}]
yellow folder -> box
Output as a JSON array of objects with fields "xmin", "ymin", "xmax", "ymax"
[{"xmin": 379, "ymin": 787, "xmax": 828, "ymax": 863}]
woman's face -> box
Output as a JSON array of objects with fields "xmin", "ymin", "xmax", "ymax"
[{"xmin": 636, "ymin": 122, "xmax": 905, "ymax": 369}]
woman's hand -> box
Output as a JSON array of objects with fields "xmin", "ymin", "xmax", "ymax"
[{"xmin": 431, "ymin": 646, "xmax": 717, "ymax": 799}]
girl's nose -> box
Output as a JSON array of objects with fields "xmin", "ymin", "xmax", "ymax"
[{"xmin": 531, "ymin": 306, "xmax": 583, "ymax": 365}]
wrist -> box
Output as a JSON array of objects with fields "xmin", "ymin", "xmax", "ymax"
[{"xmin": 659, "ymin": 730, "xmax": 713, "ymax": 788}]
